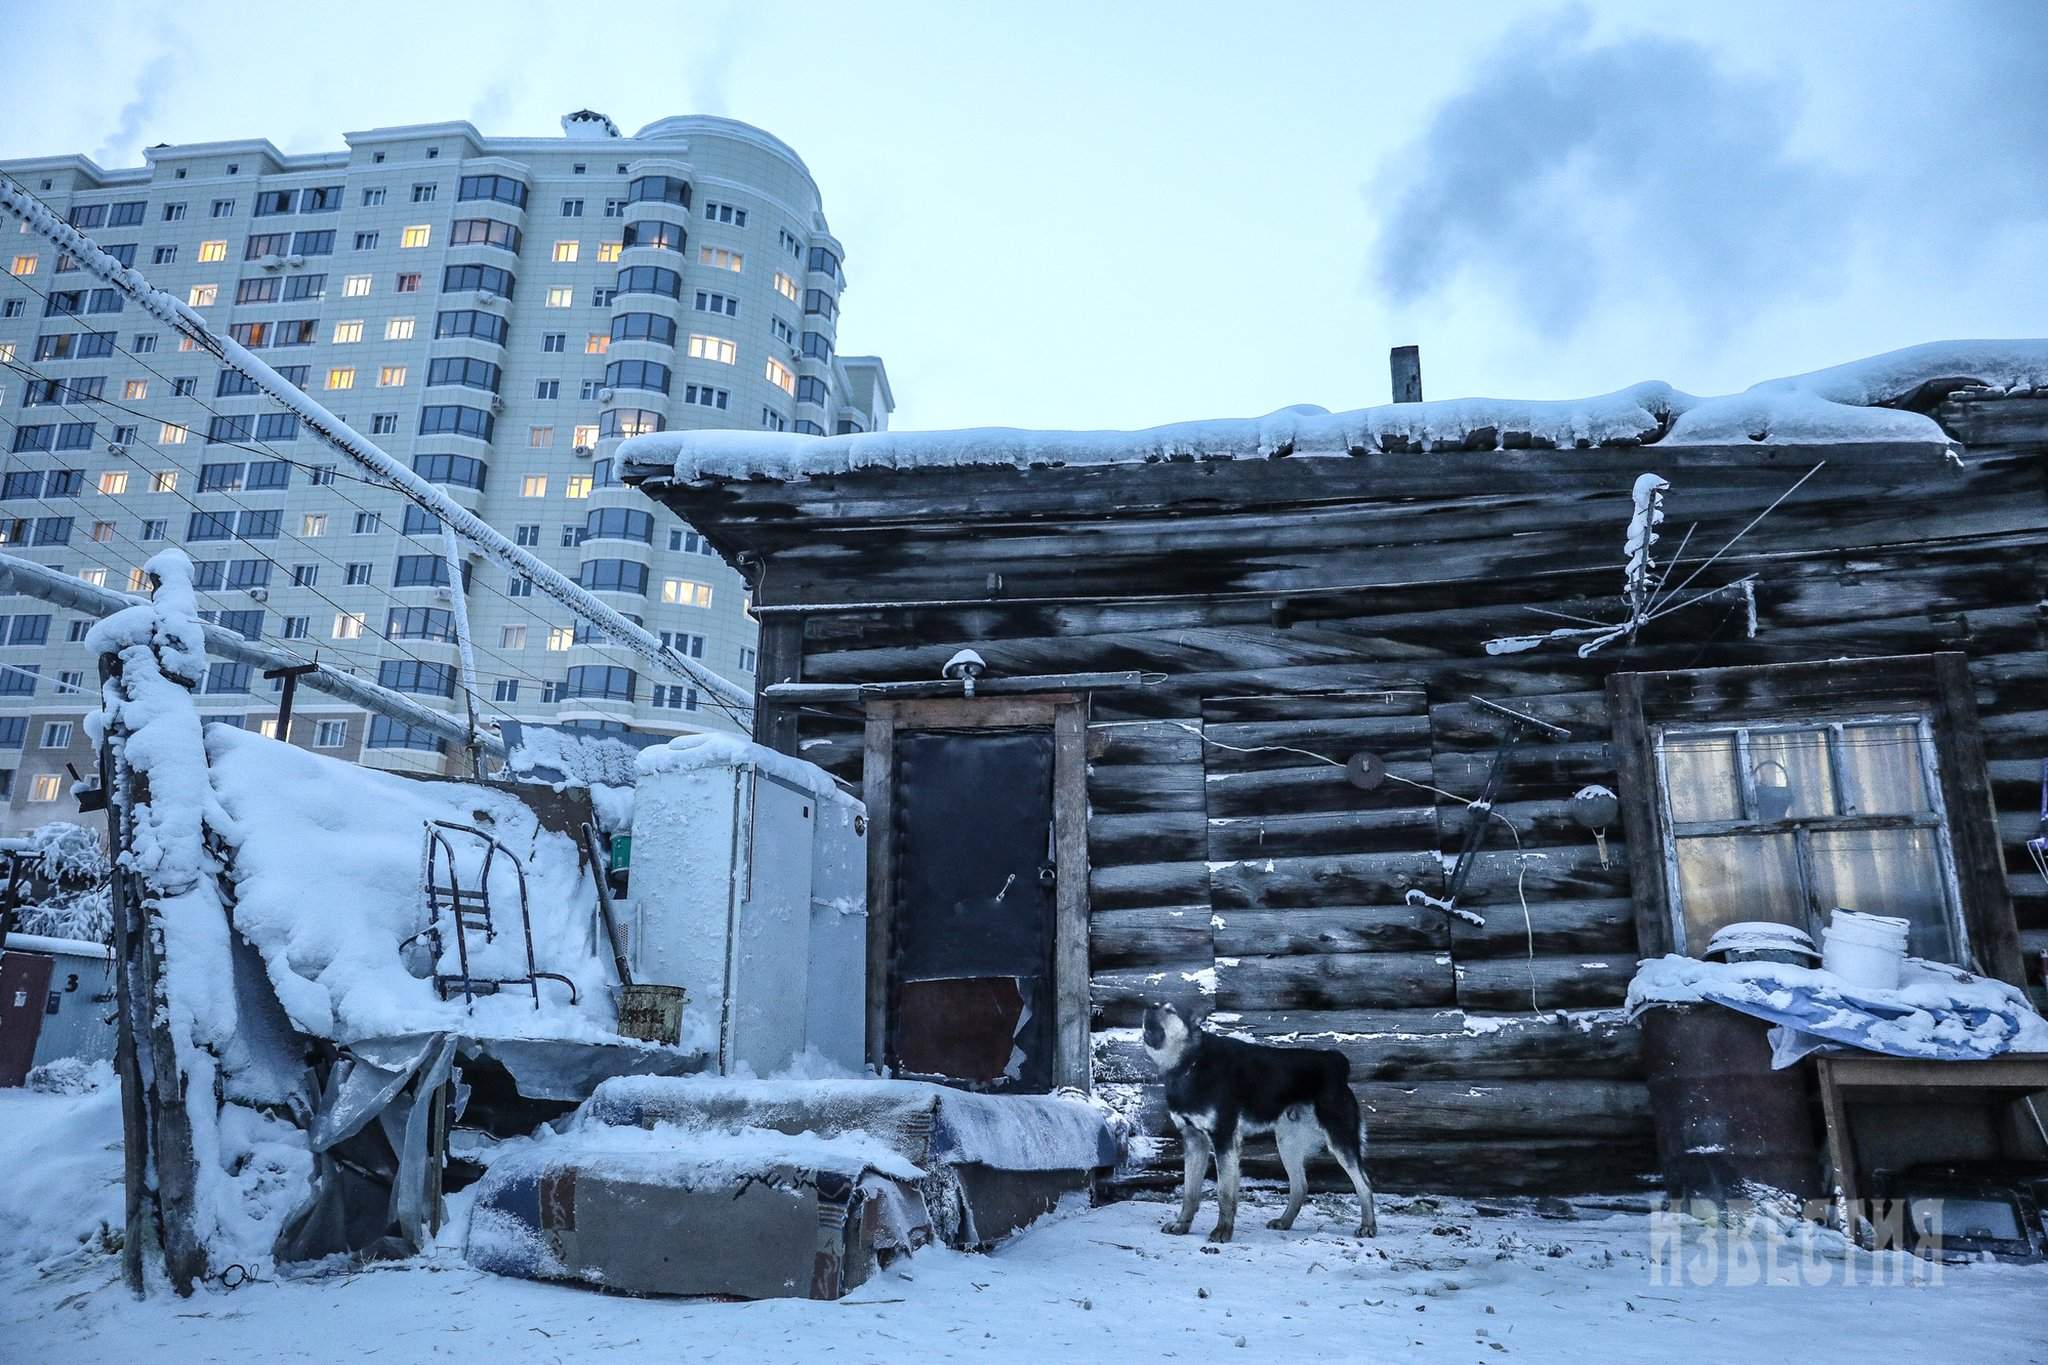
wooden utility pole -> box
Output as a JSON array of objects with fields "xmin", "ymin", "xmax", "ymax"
[{"xmin": 97, "ymin": 657, "xmax": 147, "ymax": 1297}]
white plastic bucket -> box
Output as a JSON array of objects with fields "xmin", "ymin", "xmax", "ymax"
[{"xmin": 1821, "ymin": 909, "xmax": 1909, "ymax": 990}]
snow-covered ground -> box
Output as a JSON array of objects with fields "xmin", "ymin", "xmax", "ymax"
[{"xmin": 5, "ymin": 1078, "xmax": 2045, "ymax": 1364}]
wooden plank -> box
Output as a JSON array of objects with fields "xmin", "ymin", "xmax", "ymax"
[
  {"xmin": 1208, "ymin": 850, "xmax": 1442, "ymax": 910},
  {"xmin": 1091, "ymin": 1011, "xmax": 1641, "ymax": 1083},
  {"xmin": 1454, "ymin": 954, "xmax": 1636, "ymax": 1012},
  {"xmin": 1085, "ymin": 760, "xmax": 1207, "ymax": 815},
  {"xmin": 1086, "ymin": 809, "xmax": 1208, "ymax": 867},
  {"xmin": 1090, "ymin": 959, "xmax": 1215, "ymax": 1025},
  {"xmin": 1608, "ymin": 669, "xmax": 1674, "ymax": 959},
  {"xmin": 1210, "ymin": 905, "xmax": 1448, "ymax": 956},
  {"xmin": 1089, "ymin": 859, "xmax": 1211, "ymax": 911},
  {"xmin": 862, "ymin": 710, "xmax": 894, "ymax": 1071},
  {"xmin": 1930, "ymin": 652, "xmax": 2025, "ymax": 985},
  {"xmin": 1086, "ymin": 718, "xmax": 1204, "ymax": 765},
  {"xmin": 1203, "ymin": 761, "xmax": 1439, "ymax": 818},
  {"xmin": 752, "ymin": 616, "xmax": 803, "ymax": 756},
  {"xmin": 1054, "ymin": 700, "xmax": 1092, "ymax": 1090},
  {"xmin": 1214, "ymin": 950, "xmax": 1456, "ymax": 1011},
  {"xmin": 1448, "ymin": 896, "xmax": 1639, "ymax": 956},
  {"xmin": 1089, "ymin": 906, "xmax": 1214, "ymax": 969},
  {"xmin": 1205, "ymin": 806, "xmax": 1442, "ymax": 860}
]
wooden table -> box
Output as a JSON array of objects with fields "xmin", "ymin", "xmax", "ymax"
[{"xmin": 1814, "ymin": 1053, "xmax": 2048, "ymax": 1247}]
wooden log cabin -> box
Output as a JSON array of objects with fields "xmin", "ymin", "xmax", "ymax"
[{"xmin": 621, "ymin": 342, "xmax": 2048, "ymax": 1196}]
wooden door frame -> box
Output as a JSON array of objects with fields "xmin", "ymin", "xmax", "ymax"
[{"xmin": 862, "ymin": 693, "xmax": 1091, "ymax": 1091}]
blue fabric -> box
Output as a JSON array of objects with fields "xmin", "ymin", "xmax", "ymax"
[{"xmin": 1628, "ymin": 955, "xmax": 2048, "ymax": 1070}]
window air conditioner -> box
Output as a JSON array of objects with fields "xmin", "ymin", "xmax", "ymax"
[
  {"xmin": 598, "ymin": 388, "xmax": 616, "ymax": 403},
  {"xmin": 259, "ymin": 253, "xmax": 283, "ymax": 271},
  {"xmin": 477, "ymin": 290, "xmax": 499, "ymax": 305},
  {"xmin": 285, "ymin": 253, "xmax": 305, "ymax": 268},
  {"xmin": 247, "ymin": 587, "xmax": 269, "ymax": 602},
  {"xmin": 106, "ymin": 443, "xmax": 127, "ymax": 457},
  {"xmin": 572, "ymin": 444, "xmax": 593, "ymax": 458}
]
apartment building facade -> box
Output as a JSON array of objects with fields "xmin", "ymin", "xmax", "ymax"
[{"xmin": 0, "ymin": 110, "xmax": 891, "ymax": 831}]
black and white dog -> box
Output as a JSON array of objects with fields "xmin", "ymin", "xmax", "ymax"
[{"xmin": 1141, "ymin": 1002, "xmax": 1377, "ymax": 1243}]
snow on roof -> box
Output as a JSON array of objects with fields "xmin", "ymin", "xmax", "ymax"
[
  {"xmin": 623, "ymin": 340, "xmax": 2048, "ymax": 485},
  {"xmin": 637, "ymin": 732, "xmax": 860, "ymax": 809},
  {"xmin": 207, "ymin": 727, "xmax": 629, "ymax": 1046}
]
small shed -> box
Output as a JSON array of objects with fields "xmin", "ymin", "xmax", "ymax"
[{"xmin": 622, "ymin": 341, "xmax": 2048, "ymax": 1195}]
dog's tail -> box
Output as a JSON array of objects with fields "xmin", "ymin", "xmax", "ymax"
[{"xmin": 1315, "ymin": 1053, "xmax": 1368, "ymax": 1164}]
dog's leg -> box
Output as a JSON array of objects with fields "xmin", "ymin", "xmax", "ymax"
[
  {"xmin": 1268, "ymin": 1108, "xmax": 1314, "ymax": 1231},
  {"xmin": 1209, "ymin": 1130, "xmax": 1242, "ymax": 1244},
  {"xmin": 1162, "ymin": 1124, "xmax": 1211, "ymax": 1235},
  {"xmin": 1324, "ymin": 1130, "xmax": 1377, "ymax": 1238}
]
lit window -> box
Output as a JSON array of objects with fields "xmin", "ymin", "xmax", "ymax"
[
  {"xmin": 28, "ymin": 773, "xmax": 62, "ymax": 803},
  {"xmin": 326, "ymin": 368, "xmax": 355, "ymax": 390},
  {"xmin": 0, "ymin": 343, "xmax": 12, "ymax": 363},
  {"xmin": 197, "ymin": 240, "xmax": 229, "ymax": 263},
  {"xmin": 564, "ymin": 475, "xmax": 592, "ymax": 499},
  {"xmin": 572, "ymin": 424, "xmax": 598, "ymax": 447},
  {"xmin": 90, "ymin": 521, "xmax": 115, "ymax": 543},
  {"xmin": 302, "ymin": 514, "xmax": 327, "ymax": 536},
  {"xmin": 159, "ymin": 424, "xmax": 189, "ymax": 445},
  {"xmin": 98, "ymin": 471, "xmax": 129, "ymax": 495},
  {"xmin": 552, "ymin": 241, "xmax": 580, "ymax": 262},
  {"xmin": 257, "ymin": 718, "xmax": 280, "ymax": 739},
  {"xmin": 764, "ymin": 357, "xmax": 795, "ymax": 395},
  {"xmin": 500, "ymin": 624, "xmax": 526, "ymax": 649},
  {"xmin": 661, "ymin": 578, "xmax": 713, "ymax": 607},
  {"xmin": 545, "ymin": 286, "xmax": 574, "ymax": 308},
  {"xmin": 126, "ymin": 567, "xmax": 149, "ymax": 591},
  {"xmin": 151, "ymin": 469, "xmax": 179, "ymax": 491},
  {"xmin": 379, "ymin": 366, "xmax": 407, "ymax": 387},
  {"xmin": 332, "ymin": 613, "xmax": 365, "ymax": 640},
  {"xmin": 521, "ymin": 475, "xmax": 548, "ymax": 497},
  {"xmin": 546, "ymin": 627, "xmax": 574, "ymax": 651},
  {"xmin": 123, "ymin": 379, "xmax": 149, "ymax": 400},
  {"xmin": 9, "ymin": 255, "xmax": 37, "ymax": 275},
  {"xmin": 773, "ymin": 271, "xmax": 799, "ymax": 303},
  {"xmin": 343, "ymin": 274, "xmax": 373, "ymax": 297},
  {"xmin": 79, "ymin": 568, "xmax": 106, "ymax": 587},
  {"xmin": 188, "ymin": 284, "xmax": 218, "ymax": 306},
  {"xmin": 688, "ymin": 334, "xmax": 737, "ymax": 365},
  {"xmin": 529, "ymin": 426, "xmax": 554, "ymax": 448},
  {"xmin": 585, "ymin": 334, "xmax": 609, "ymax": 355},
  {"xmin": 385, "ymin": 316, "xmax": 416, "ymax": 341},
  {"xmin": 596, "ymin": 241, "xmax": 621, "ymax": 263},
  {"xmin": 699, "ymin": 246, "xmax": 742, "ymax": 272},
  {"xmin": 401, "ymin": 225, "xmax": 431, "ymax": 248}
]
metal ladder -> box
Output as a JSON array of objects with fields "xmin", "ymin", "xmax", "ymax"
[{"xmin": 408, "ymin": 820, "xmax": 578, "ymax": 1010}]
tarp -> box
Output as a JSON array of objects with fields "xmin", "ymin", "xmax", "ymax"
[
  {"xmin": 1628, "ymin": 954, "xmax": 2048, "ymax": 1069},
  {"xmin": 275, "ymin": 1032, "xmax": 702, "ymax": 1265}
]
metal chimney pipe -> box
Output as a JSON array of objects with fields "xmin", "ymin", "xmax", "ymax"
[{"xmin": 1390, "ymin": 345, "xmax": 1423, "ymax": 403}]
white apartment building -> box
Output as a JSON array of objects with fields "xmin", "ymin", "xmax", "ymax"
[{"xmin": 0, "ymin": 111, "xmax": 891, "ymax": 831}]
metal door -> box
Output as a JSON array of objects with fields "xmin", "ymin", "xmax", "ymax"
[
  {"xmin": 891, "ymin": 729, "xmax": 1056, "ymax": 1090},
  {"xmin": 0, "ymin": 951, "xmax": 55, "ymax": 1087}
]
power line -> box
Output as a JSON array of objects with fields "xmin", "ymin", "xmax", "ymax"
[
  {"xmin": 0, "ymin": 350, "xmax": 561, "ymax": 706},
  {"xmin": 2, "ymin": 269, "xmax": 747, "ymax": 725},
  {"xmin": 0, "ymin": 177, "xmax": 757, "ymax": 724}
]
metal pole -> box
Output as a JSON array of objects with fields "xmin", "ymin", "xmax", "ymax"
[{"xmin": 0, "ymin": 551, "xmax": 503, "ymax": 758}]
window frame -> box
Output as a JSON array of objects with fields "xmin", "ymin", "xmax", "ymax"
[{"xmin": 1609, "ymin": 652, "xmax": 2022, "ymax": 985}]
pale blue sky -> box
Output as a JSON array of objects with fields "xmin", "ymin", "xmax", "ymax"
[{"xmin": 12, "ymin": 1, "xmax": 2045, "ymax": 433}]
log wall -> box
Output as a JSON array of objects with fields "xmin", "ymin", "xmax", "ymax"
[{"xmin": 646, "ymin": 409, "xmax": 2048, "ymax": 1196}]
